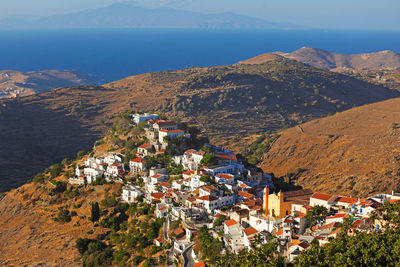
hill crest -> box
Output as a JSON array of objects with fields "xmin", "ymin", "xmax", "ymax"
[{"xmin": 241, "ymin": 47, "xmax": 400, "ymax": 70}]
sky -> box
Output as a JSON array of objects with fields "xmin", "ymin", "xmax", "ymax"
[{"xmin": 1, "ymin": 0, "xmax": 399, "ymax": 30}]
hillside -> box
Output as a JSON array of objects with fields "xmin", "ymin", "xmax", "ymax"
[
  {"xmin": 275, "ymin": 47, "xmax": 400, "ymax": 70},
  {"xmin": 257, "ymin": 97, "xmax": 400, "ymax": 197},
  {"xmin": 241, "ymin": 47, "xmax": 400, "ymax": 91},
  {"xmin": 0, "ymin": 70, "xmax": 97, "ymax": 98},
  {"xmin": 0, "ymin": 57, "xmax": 399, "ymax": 191},
  {"xmin": 0, "ymin": 3, "xmax": 297, "ymax": 30}
]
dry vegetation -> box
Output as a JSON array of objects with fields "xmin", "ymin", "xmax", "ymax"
[{"xmin": 254, "ymin": 97, "xmax": 400, "ymax": 197}]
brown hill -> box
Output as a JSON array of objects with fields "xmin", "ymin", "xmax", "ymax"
[
  {"xmin": 0, "ymin": 70, "xmax": 97, "ymax": 99},
  {"xmin": 277, "ymin": 47, "xmax": 400, "ymax": 70},
  {"xmin": 259, "ymin": 97, "xmax": 400, "ymax": 197},
  {"xmin": 0, "ymin": 57, "xmax": 399, "ymax": 191},
  {"xmin": 243, "ymin": 47, "xmax": 400, "ymax": 70}
]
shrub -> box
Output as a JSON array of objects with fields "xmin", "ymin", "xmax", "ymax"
[
  {"xmin": 76, "ymin": 150, "xmax": 86, "ymax": 160},
  {"xmin": 32, "ymin": 173, "xmax": 45, "ymax": 184},
  {"xmin": 55, "ymin": 208, "xmax": 71, "ymax": 223}
]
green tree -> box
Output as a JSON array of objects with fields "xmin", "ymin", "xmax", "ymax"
[{"xmin": 90, "ymin": 202, "xmax": 100, "ymax": 222}]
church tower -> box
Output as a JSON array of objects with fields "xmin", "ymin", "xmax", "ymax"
[{"xmin": 263, "ymin": 187, "xmax": 269, "ymax": 216}]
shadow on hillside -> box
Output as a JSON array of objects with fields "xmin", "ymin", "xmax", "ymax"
[{"xmin": 0, "ymin": 99, "xmax": 101, "ymax": 192}]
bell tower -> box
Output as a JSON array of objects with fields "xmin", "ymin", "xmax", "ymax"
[{"xmin": 263, "ymin": 187, "xmax": 269, "ymax": 216}]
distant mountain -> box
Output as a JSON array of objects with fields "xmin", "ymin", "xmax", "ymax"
[
  {"xmin": 241, "ymin": 47, "xmax": 400, "ymax": 70},
  {"xmin": 0, "ymin": 70, "xmax": 97, "ymax": 99},
  {"xmin": 0, "ymin": 3, "xmax": 298, "ymax": 30}
]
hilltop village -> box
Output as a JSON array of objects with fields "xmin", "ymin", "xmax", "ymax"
[{"xmin": 63, "ymin": 112, "xmax": 400, "ymax": 266}]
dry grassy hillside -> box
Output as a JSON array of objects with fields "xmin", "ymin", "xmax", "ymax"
[
  {"xmin": 0, "ymin": 57, "xmax": 398, "ymax": 191},
  {"xmin": 259, "ymin": 98, "xmax": 400, "ymax": 197},
  {"xmin": 0, "ymin": 174, "xmax": 121, "ymax": 266}
]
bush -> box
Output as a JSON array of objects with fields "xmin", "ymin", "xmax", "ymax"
[
  {"xmin": 55, "ymin": 208, "xmax": 71, "ymax": 223},
  {"xmin": 32, "ymin": 173, "xmax": 45, "ymax": 184},
  {"xmin": 133, "ymin": 255, "xmax": 145, "ymax": 266},
  {"xmin": 76, "ymin": 238, "xmax": 113, "ymax": 267},
  {"xmin": 76, "ymin": 150, "xmax": 87, "ymax": 160},
  {"xmin": 50, "ymin": 163, "xmax": 63, "ymax": 178}
]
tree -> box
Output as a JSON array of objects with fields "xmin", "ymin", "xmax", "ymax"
[
  {"xmin": 200, "ymin": 175, "xmax": 211, "ymax": 183},
  {"xmin": 90, "ymin": 202, "xmax": 100, "ymax": 222},
  {"xmin": 200, "ymin": 153, "xmax": 217, "ymax": 166},
  {"xmin": 306, "ymin": 205, "xmax": 327, "ymax": 226}
]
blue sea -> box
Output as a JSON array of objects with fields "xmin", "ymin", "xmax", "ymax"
[{"xmin": 0, "ymin": 29, "xmax": 399, "ymax": 83}]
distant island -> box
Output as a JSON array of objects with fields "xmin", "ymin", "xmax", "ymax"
[
  {"xmin": 0, "ymin": 70, "xmax": 97, "ymax": 99},
  {"xmin": 0, "ymin": 3, "xmax": 299, "ymax": 30}
]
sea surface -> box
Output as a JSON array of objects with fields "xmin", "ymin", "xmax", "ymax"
[{"xmin": 0, "ymin": 29, "xmax": 399, "ymax": 83}]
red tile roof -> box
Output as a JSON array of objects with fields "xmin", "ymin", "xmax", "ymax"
[
  {"xmin": 193, "ymin": 262, "xmax": 206, "ymax": 267},
  {"xmin": 328, "ymin": 228, "xmax": 341, "ymax": 236},
  {"xmin": 160, "ymin": 129, "xmax": 184, "ymax": 133},
  {"xmin": 298, "ymin": 242, "xmax": 310, "ymax": 249},
  {"xmin": 197, "ymin": 195, "xmax": 218, "ymax": 201},
  {"xmin": 138, "ymin": 143, "xmax": 152, "ymax": 149},
  {"xmin": 216, "ymin": 174, "xmax": 234, "ymax": 180},
  {"xmin": 225, "ymin": 219, "xmax": 238, "ymax": 227},
  {"xmin": 326, "ymin": 213, "xmax": 347, "ymax": 219},
  {"xmin": 151, "ymin": 192, "xmax": 164, "ymax": 199},
  {"xmin": 244, "ymin": 227, "xmax": 258, "ymax": 236},
  {"xmin": 311, "ymin": 192, "xmax": 333, "ymax": 201},
  {"xmin": 337, "ymin": 196, "xmax": 358, "ymax": 205},
  {"xmin": 158, "ymin": 182, "xmax": 171, "ymax": 187},
  {"xmin": 130, "ymin": 157, "xmax": 145, "ymax": 163},
  {"xmin": 319, "ymin": 222, "xmax": 339, "ymax": 230}
]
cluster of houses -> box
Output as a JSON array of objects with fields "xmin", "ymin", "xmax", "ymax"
[
  {"xmin": 70, "ymin": 153, "xmax": 125, "ymax": 185},
  {"xmin": 68, "ymin": 112, "xmax": 400, "ymax": 264}
]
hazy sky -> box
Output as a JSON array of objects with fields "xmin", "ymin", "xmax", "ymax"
[{"xmin": 1, "ymin": 0, "xmax": 399, "ymax": 30}]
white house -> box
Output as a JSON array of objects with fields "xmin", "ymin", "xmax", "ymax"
[
  {"xmin": 204, "ymin": 165, "xmax": 235, "ymax": 176},
  {"xmin": 223, "ymin": 219, "xmax": 244, "ymax": 253},
  {"xmin": 84, "ymin": 167, "xmax": 104, "ymax": 183},
  {"xmin": 137, "ymin": 143, "xmax": 153, "ymax": 156},
  {"xmin": 150, "ymin": 174, "xmax": 169, "ymax": 185},
  {"xmin": 122, "ymin": 184, "xmax": 143, "ymax": 203},
  {"xmin": 335, "ymin": 196, "xmax": 358, "ymax": 209},
  {"xmin": 156, "ymin": 203, "xmax": 169, "ymax": 218},
  {"xmin": 129, "ymin": 157, "xmax": 146, "ymax": 173},
  {"xmin": 103, "ymin": 153, "xmax": 123, "ymax": 165},
  {"xmin": 248, "ymin": 214, "xmax": 276, "ymax": 233},
  {"xmin": 309, "ymin": 193, "xmax": 338, "ymax": 209},
  {"xmin": 215, "ymin": 173, "xmax": 235, "ymax": 185},
  {"xmin": 326, "ymin": 213, "xmax": 347, "ymax": 224},
  {"xmin": 132, "ymin": 113, "xmax": 159, "ymax": 124},
  {"xmin": 287, "ymin": 242, "xmax": 310, "ymax": 262},
  {"xmin": 159, "ymin": 129, "xmax": 187, "ymax": 143},
  {"xmin": 243, "ymin": 227, "xmax": 259, "ymax": 250},
  {"xmin": 105, "ymin": 163, "xmax": 125, "ymax": 178},
  {"xmin": 153, "ymin": 120, "xmax": 178, "ymax": 132}
]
